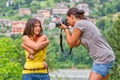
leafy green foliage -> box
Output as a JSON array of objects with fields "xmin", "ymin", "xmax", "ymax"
[
  {"xmin": 0, "ymin": 30, "xmax": 92, "ymax": 79},
  {"xmin": 105, "ymin": 16, "xmax": 120, "ymax": 80},
  {"xmin": 95, "ymin": 0, "xmax": 120, "ymax": 16},
  {"xmin": 0, "ymin": 0, "xmax": 120, "ymax": 79},
  {"xmin": 44, "ymin": 28, "xmax": 92, "ymax": 69},
  {"xmin": 96, "ymin": 16, "xmax": 113, "ymax": 31},
  {"xmin": 0, "ymin": 36, "xmax": 23, "ymax": 80}
]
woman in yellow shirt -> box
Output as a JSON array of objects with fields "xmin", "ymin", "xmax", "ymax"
[{"xmin": 21, "ymin": 18, "xmax": 50, "ymax": 80}]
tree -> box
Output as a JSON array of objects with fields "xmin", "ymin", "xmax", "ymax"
[
  {"xmin": 96, "ymin": 16, "xmax": 113, "ymax": 31},
  {"xmin": 0, "ymin": 37, "xmax": 23, "ymax": 80},
  {"xmin": 103, "ymin": 15, "xmax": 120, "ymax": 80}
]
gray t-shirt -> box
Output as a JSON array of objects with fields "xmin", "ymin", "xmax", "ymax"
[{"xmin": 74, "ymin": 20, "xmax": 115, "ymax": 64}]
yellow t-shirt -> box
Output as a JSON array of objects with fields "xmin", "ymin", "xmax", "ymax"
[{"xmin": 22, "ymin": 48, "xmax": 48, "ymax": 74}]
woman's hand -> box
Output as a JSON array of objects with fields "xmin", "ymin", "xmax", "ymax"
[
  {"xmin": 43, "ymin": 61, "xmax": 48, "ymax": 69},
  {"xmin": 21, "ymin": 43, "xmax": 36, "ymax": 54},
  {"xmin": 27, "ymin": 53, "xmax": 34, "ymax": 60},
  {"xmin": 60, "ymin": 23, "xmax": 69, "ymax": 30}
]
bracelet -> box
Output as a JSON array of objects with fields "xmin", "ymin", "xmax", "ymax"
[{"xmin": 64, "ymin": 27, "xmax": 69, "ymax": 30}]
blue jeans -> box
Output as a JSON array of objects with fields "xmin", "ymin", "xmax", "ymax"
[
  {"xmin": 91, "ymin": 61, "xmax": 114, "ymax": 77},
  {"xmin": 22, "ymin": 73, "xmax": 50, "ymax": 80}
]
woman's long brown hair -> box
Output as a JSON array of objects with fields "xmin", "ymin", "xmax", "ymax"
[{"xmin": 23, "ymin": 18, "xmax": 43, "ymax": 37}]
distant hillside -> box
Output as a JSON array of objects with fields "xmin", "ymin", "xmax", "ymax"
[{"xmin": 0, "ymin": 0, "xmax": 120, "ymax": 20}]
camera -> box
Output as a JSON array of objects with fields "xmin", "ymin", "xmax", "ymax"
[{"xmin": 55, "ymin": 18, "xmax": 69, "ymax": 28}]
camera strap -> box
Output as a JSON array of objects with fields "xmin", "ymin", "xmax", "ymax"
[{"xmin": 59, "ymin": 29, "xmax": 72, "ymax": 55}]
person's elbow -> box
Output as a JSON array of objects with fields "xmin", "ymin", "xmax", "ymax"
[
  {"xmin": 47, "ymin": 41, "xmax": 49, "ymax": 46},
  {"xmin": 67, "ymin": 41, "xmax": 76, "ymax": 48},
  {"xmin": 67, "ymin": 40, "xmax": 80, "ymax": 48},
  {"xmin": 21, "ymin": 43, "xmax": 24, "ymax": 48},
  {"xmin": 75, "ymin": 40, "xmax": 81, "ymax": 47},
  {"xmin": 74, "ymin": 42, "xmax": 80, "ymax": 47},
  {"xmin": 45, "ymin": 40, "xmax": 49, "ymax": 47},
  {"xmin": 34, "ymin": 40, "xmax": 49, "ymax": 50},
  {"xmin": 46, "ymin": 39, "xmax": 49, "ymax": 46}
]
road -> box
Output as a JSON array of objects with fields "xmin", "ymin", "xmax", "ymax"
[{"xmin": 49, "ymin": 69, "xmax": 90, "ymax": 80}]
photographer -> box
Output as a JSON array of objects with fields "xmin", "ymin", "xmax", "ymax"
[{"xmin": 60, "ymin": 7, "xmax": 115, "ymax": 80}]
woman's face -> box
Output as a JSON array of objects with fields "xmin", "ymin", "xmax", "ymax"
[
  {"xmin": 33, "ymin": 21, "xmax": 41, "ymax": 35},
  {"xmin": 66, "ymin": 14, "xmax": 76, "ymax": 27}
]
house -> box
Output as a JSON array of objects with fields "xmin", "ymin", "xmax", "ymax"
[
  {"xmin": 19, "ymin": 8, "xmax": 31, "ymax": 16},
  {"xmin": 52, "ymin": 8, "xmax": 69, "ymax": 15},
  {"xmin": 70, "ymin": 0, "xmax": 83, "ymax": 3},
  {"xmin": 76, "ymin": 3, "xmax": 90, "ymax": 16},
  {"xmin": 32, "ymin": 14, "xmax": 44, "ymax": 24},
  {"xmin": 52, "ymin": 2, "xmax": 69, "ymax": 15},
  {"xmin": 37, "ymin": 9, "xmax": 50, "ymax": 18},
  {"xmin": 0, "ymin": 19, "xmax": 11, "ymax": 27},
  {"xmin": 11, "ymin": 21, "xmax": 26, "ymax": 34}
]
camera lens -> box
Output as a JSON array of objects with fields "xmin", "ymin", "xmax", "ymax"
[
  {"xmin": 55, "ymin": 22, "xmax": 61, "ymax": 27},
  {"xmin": 55, "ymin": 18, "xmax": 69, "ymax": 28}
]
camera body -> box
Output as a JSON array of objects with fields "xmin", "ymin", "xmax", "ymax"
[{"xmin": 55, "ymin": 18, "xmax": 69, "ymax": 28}]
